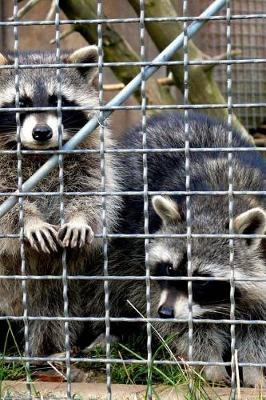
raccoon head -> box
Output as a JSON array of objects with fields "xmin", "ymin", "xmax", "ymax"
[
  {"xmin": 149, "ymin": 195, "xmax": 266, "ymax": 320},
  {"xmin": 0, "ymin": 46, "xmax": 98, "ymax": 150}
]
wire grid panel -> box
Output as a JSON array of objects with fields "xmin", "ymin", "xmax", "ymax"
[
  {"xmin": 0, "ymin": 1, "xmax": 265, "ymax": 400},
  {"xmin": 193, "ymin": 0, "xmax": 266, "ymax": 131}
]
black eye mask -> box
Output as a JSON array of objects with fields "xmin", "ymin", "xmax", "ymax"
[{"xmin": 153, "ymin": 257, "xmax": 240, "ymax": 306}]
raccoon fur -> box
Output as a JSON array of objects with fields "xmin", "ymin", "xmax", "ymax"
[
  {"xmin": 86, "ymin": 112, "xmax": 266, "ymax": 387},
  {"xmin": 0, "ymin": 47, "xmax": 120, "ymax": 356}
]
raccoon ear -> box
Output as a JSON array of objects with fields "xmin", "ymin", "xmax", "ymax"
[
  {"xmin": 152, "ymin": 196, "xmax": 181, "ymax": 224},
  {"xmin": 234, "ymin": 207, "xmax": 266, "ymax": 250},
  {"xmin": 65, "ymin": 45, "xmax": 98, "ymax": 83}
]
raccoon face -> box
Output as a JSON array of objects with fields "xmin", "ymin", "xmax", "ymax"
[
  {"xmin": 0, "ymin": 46, "xmax": 98, "ymax": 150},
  {"xmin": 149, "ymin": 195, "xmax": 266, "ymax": 320}
]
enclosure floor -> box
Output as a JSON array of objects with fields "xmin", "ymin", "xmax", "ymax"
[{"xmin": 2, "ymin": 381, "xmax": 266, "ymax": 399}]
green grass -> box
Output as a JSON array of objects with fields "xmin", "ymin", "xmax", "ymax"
[
  {"xmin": 0, "ymin": 323, "xmax": 28, "ymax": 381},
  {"xmin": 84, "ymin": 334, "xmax": 224, "ymax": 400},
  {"xmin": 0, "ymin": 322, "xmax": 251, "ymax": 400}
]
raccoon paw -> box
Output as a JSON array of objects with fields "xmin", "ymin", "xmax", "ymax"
[
  {"xmin": 58, "ymin": 222, "xmax": 94, "ymax": 248},
  {"xmin": 203, "ymin": 365, "xmax": 230, "ymax": 385},
  {"xmin": 82, "ymin": 333, "xmax": 119, "ymax": 354},
  {"xmin": 24, "ymin": 221, "xmax": 58, "ymax": 254},
  {"xmin": 243, "ymin": 366, "xmax": 266, "ymax": 388}
]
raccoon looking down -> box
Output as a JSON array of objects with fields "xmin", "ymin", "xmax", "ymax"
[
  {"xmin": 0, "ymin": 46, "xmax": 120, "ymax": 356},
  {"xmin": 87, "ymin": 112, "xmax": 266, "ymax": 387}
]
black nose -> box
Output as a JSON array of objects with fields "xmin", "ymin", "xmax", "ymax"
[
  {"xmin": 32, "ymin": 124, "xmax": 53, "ymax": 142},
  {"xmin": 158, "ymin": 306, "xmax": 174, "ymax": 319}
]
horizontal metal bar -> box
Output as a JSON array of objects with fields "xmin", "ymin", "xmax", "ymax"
[
  {"xmin": 0, "ymin": 355, "xmax": 264, "ymax": 368},
  {"xmin": 1, "ymin": 102, "xmax": 266, "ymax": 113},
  {"xmin": 0, "ymin": 355, "xmax": 262, "ymax": 368},
  {"xmin": 0, "ymin": 146, "xmax": 264, "ymax": 155},
  {"xmin": 0, "ymin": 58, "xmax": 266, "ymax": 70},
  {"xmin": 0, "ymin": 0, "xmax": 227, "ymax": 220},
  {"xmin": 1, "ymin": 13, "xmax": 266, "ymax": 27},
  {"xmin": 107, "ymin": 233, "xmax": 266, "ymax": 239},
  {"xmin": 0, "ymin": 233, "xmax": 265, "ymax": 239},
  {"xmin": 0, "ymin": 315, "xmax": 265, "ymax": 325},
  {"xmin": 0, "ymin": 274, "xmax": 265, "ymax": 282},
  {"xmin": 0, "ymin": 190, "xmax": 265, "ymax": 197}
]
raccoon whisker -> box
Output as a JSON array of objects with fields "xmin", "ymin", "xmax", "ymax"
[
  {"xmin": 62, "ymin": 113, "xmax": 89, "ymax": 122},
  {"xmin": 0, "ymin": 133, "xmax": 16, "ymax": 138},
  {"xmin": 0, "ymin": 137, "xmax": 16, "ymax": 143},
  {"xmin": 64, "ymin": 129, "xmax": 79, "ymax": 134},
  {"xmin": 202, "ymin": 308, "xmax": 229, "ymax": 316},
  {"xmin": 61, "ymin": 117, "xmax": 86, "ymax": 126},
  {"xmin": 0, "ymin": 140, "xmax": 18, "ymax": 150},
  {"xmin": 207, "ymin": 305, "xmax": 252, "ymax": 319},
  {"xmin": 61, "ymin": 116, "xmax": 80, "ymax": 124},
  {"xmin": 0, "ymin": 127, "xmax": 17, "ymax": 130}
]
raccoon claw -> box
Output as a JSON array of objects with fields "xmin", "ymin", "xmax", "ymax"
[
  {"xmin": 58, "ymin": 222, "xmax": 94, "ymax": 248},
  {"xmin": 82, "ymin": 333, "xmax": 118, "ymax": 354},
  {"xmin": 24, "ymin": 222, "xmax": 58, "ymax": 254}
]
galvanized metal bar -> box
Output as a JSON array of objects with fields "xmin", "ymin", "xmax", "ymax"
[
  {"xmin": 226, "ymin": 0, "xmax": 237, "ymax": 393},
  {"xmin": 182, "ymin": 0, "xmax": 194, "ymax": 393},
  {"xmin": 1, "ymin": 315, "xmax": 266, "ymax": 326},
  {"xmin": 13, "ymin": 1, "xmax": 32, "ymax": 397},
  {"xmin": 54, "ymin": 1, "xmax": 72, "ymax": 398},
  {"xmin": 1, "ymin": 354, "xmax": 266, "ymax": 367},
  {"xmin": 0, "ymin": 0, "xmax": 227, "ymax": 220},
  {"xmin": 96, "ymin": 1, "xmax": 112, "ymax": 397},
  {"xmin": 0, "ymin": 13, "xmax": 265, "ymax": 27},
  {"xmin": 1, "ymin": 58, "xmax": 266, "ymax": 70}
]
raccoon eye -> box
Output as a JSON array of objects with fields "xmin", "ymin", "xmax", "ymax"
[
  {"xmin": 166, "ymin": 264, "xmax": 175, "ymax": 276},
  {"xmin": 49, "ymin": 95, "xmax": 72, "ymax": 108},
  {"xmin": 49, "ymin": 95, "xmax": 60, "ymax": 107},
  {"xmin": 14, "ymin": 97, "xmax": 31, "ymax": 109},
  {"xmin": 18, "ymin": 100, "xmax": 26, "ymax": 108},
  {"xmin": 153, "ymin": 261, "xmax": 177, "ymax": 277},
  {"xmin": 156, "ymin": 262, "xmax": 175, "ymax": 276}
]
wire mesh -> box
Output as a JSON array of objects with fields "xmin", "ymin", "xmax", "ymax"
[
  {"xmin": 0, "ymin": 0, "xmax": 265, "ymax": 399},
  {"xmin": 194, "ymin": 0, "xmax": 266, "ymax": 131}
]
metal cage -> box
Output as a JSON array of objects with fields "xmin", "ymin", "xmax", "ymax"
[{"xmin": 0, "ymin": 1, "xmax": 265, "ymax": 399}]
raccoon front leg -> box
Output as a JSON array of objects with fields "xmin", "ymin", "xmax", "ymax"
[
  {"xmin": 0, "ymin": 200, "xmax": 58, "ymax": 255},
  {"xmin": 203, "ymin": 359, "xmax": 230, "ymax": 385},
  {"xmin": 177, "ymin": 327, "xmax": 230, "ymax": 384},
  {"xmin": 238, "ymin": 329, "xmax": 266, "ymax": 388},
  {"xmin": 242, "ymin": 367, "xmax": 265, "ymax": 388},
  {"xmin": 58, "ymin": 198, "xmax": 101, "ymax": 248},
  {"xmin": 28, "ymin": 319, "xmax": 66, "ymax": 357},
  {"xmin": 58, "ymin": 215, "xmax": 94, "ymax": 248},
  {"xmin": 200, "ymin": 347, "xmax": 230, "ymax": 384},
  {"xmin": 24, "ymin": 217, "xmax": 58, "ymax": 254}
]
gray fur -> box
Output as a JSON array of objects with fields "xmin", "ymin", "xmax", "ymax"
[
  {"xmin": 0, "ymin": 47, "xmax": 121, "ymax": 356},
  {"xmin": 85, "ymin": 112, "xmax": 266, "ymax": 387}
]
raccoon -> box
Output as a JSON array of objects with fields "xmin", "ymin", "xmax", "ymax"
[
  {"xmin": 86, "ymin": 112, "xmax": 266, "ymax": 387},
  {"xmin": 0, "ymin": 46, "xmax": 120, "ymax": 356}
]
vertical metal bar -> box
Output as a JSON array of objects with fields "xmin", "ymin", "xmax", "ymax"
[
  {"xmin": 13, "ymin": 1, "xmax": 32, "ymax": 396},
  {"xmin": 183, "ymin": 0, "xmax": 193, "ymax": 392},
  {"xmin": 139, "ymin": 1, "xmax": 152, "ymax": 398},
  {"xmin": 55, "ymin": 2, "xmax": 71, "ymax": 398},
  {"xmin": 226, "ymin": 0, "xmax": 236, "ymax": 396},
  {"xmin": 0, "ymin": 0, "xmax": 227, "ymax": 221},
  {"xmin": 97, "ymin": 1, "xmax": 112, "ymax": 399}
]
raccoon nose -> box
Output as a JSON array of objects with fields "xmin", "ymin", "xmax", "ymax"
[
  {"xmin": 32, "ymin": 124, "xmax": 53, "ymax": 142},
  {"xmin": 158, "ymin": 306, "xmax": 174, "ymax": 319}
]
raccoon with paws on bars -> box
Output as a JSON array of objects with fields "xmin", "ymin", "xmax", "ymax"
[
  {"xmin": 0, "ymin": 47, "xmax": 120, "ymax": 356},
  {"xmin": 87, "ymin": 112, "xmax": 266, "ymax": 387}
]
